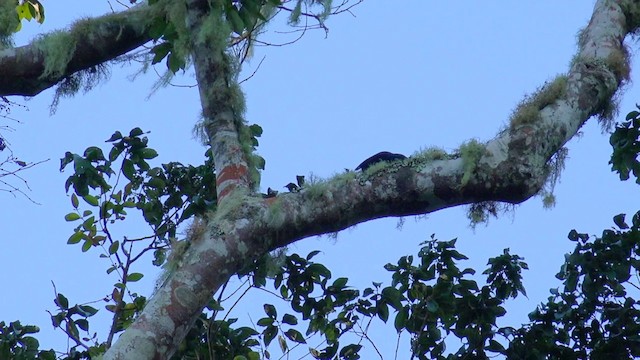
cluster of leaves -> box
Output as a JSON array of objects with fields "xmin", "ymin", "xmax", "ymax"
[
  {"xmin": 0, "ymin": 321, "xmax": 55, "ymax": 360},
  {"xmin": 610, "ymin": 105, "xmax": 640, "ymax": 183},
  {"xmin": 14, "ymin": 0, "xmax": 44, "ymax": 32},
  {"xmin": 234, "ymin": 213, "xmax": 640, "ymax": 359},
  {"xmin": 1, "ymin": 0, "xmax": 44, "ymax": 42},
  {"xmin": 258, "ymin": 251, "xmax": 361, "ymax": 359},
  {"xmin": 231, "ymin": 236, "xmax": 526, "ymax": 359},
  {"xmin": 362, "ymin": 237, "xmax": 527, "ymax": 359},
  {"xmin": 506, "ymin": 212, "xmax": 640, "ymax": 358},
  {"xmin": 47, "ymin": 293, "xmax": 106, "ymax": 359},
  {"xmin": 147, "ymin": 0, "xmax": 282, "ymax": 73},
  {"xmin": 60, "ymin": 127, "xmax": 217, "ymax": 253},
  {"xmin": 173, "ymin": 313, "xmax": 261, "ymax": 360},
  {"xmin": 225, "ymin": 0, "xmax": 281, "ymax": 35},
  {"xmin": 145, "ymin": 0, "xmax": 337, "ymax": 73},
  {"xmin": 45, "ymin": 128, "xmax": 218, "ymax": 357}
]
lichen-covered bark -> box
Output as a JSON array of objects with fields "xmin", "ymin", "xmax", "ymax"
[
  {"xmin": 10, "ymin": 0, "xmax": 633, "ymax": 359},
  {"xmin": 185, "ymin": 0, "xmax": 253, "ymax": 200}
]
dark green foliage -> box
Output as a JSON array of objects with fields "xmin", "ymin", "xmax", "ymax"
[
  {"xmin": 610, "ymin": 106, "xmax": 640, "ymax": 183},
  {"xmin": 170, "ymin": 315, "xmax": 260, "ymax": 360},
  {"xmin": 0, "ymin": 321, "xmax": 55, "ymax": 360},
  {"xmin": 506, "ymin": 212, "xmax": 640, "ymax": 358}
]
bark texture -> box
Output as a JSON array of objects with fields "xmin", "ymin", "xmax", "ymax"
[{"xmin": 1, "ymin": 0, "xmax": 635, "ymax": 359}]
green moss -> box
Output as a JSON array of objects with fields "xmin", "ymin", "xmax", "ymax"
[
  {"xmin": 606, "ymin": 46, "xmax": 631, "ymax": 83},
  {"xmin": 458, "ymin": 139, "xmax": 485, "ymax": 186},
  {"xmin": 304, "ymin": 177, "xmax": 329, "ymax": 200},
  {"xmin": 168, "ymin": 1, "xmax": 191, "ymax": 68},
  {"xmin": 212, "ymin": 188, "xmax": 248, "ymax": 222},
  {"xmin": 299, "ymin": 171, "xmax": 356, "ymax": 200},
  {"xmin": 404, "ymin": 147, "xmax": 449, "ymax": 170},
  {"xmin": 333, "ymin": 170, "xmax": 357, "ymax": 183},
  {"xmin": 195, "ymin": 10, "xmax": 230, "ymax": 50},
  {"xmin": 266, "ymin": 198, "xmax": 285, "ymax": 227},
  {"xmin": 35, "ymin": 30, "xmax": 77, "ymax": 79},
  {"xmin": 509, "ymin": 75, "xmax": 567, "ymax": 127},
  {"xmin": 362, "ymin": 160, "xmax": 393, "ymax": 175},
  {"xmin": 0, "ymin": 0, "xmax": 18, "ymax": 48}
]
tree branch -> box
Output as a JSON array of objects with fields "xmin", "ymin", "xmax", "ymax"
[
  {"xmin": 187, "ymin": 0, "xmax": 254, "ymax": 200},
  {"xmin": 0, "ymin": 5, "xmax": 151, "ymax": 96},
  {"xmin": 103, "ymin": 0, "xmax": 635, "ymax": 359}
]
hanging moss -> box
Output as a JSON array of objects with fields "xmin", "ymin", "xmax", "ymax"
[
  {"xmin": 50, "ymin": 65, "xmax": 110, "ymax": 113},
  {"xmin": 539, "ymin": 146, "xmax": 567, "ymax": 209},
  {"xmin": 34, "ymin": 30, "xmax": 77, "ymax": 79}
]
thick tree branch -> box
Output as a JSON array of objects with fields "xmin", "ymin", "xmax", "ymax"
[
  {"xmin": 0, "ymin": 5, "xmax": 151, "ymax": 96},
  {"xmin": 103, "ymin": 0, "xmax": 636, "ymax": 359},
  {"xmin": 186, "ymin": 0, "xmax": 253, "ymax": 200}
]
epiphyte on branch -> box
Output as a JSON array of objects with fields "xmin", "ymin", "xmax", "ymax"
[{"xmin": 355, "ymin": 151, "xmax": 406, "ymax": 171}]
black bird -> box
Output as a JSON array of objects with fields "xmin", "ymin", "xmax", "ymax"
[{"xmin": 355, "ymin": 151, "xmax": 406, "ymax": 171}]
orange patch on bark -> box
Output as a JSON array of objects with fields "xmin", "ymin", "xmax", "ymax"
[{"xmin": 217, "ymin": 164, "xmax": 248, "ymax": 198}]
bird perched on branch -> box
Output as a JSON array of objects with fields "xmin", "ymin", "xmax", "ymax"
[{"xmin": 355, "ymin": 151, "xmax": 406, "ymax": 171}]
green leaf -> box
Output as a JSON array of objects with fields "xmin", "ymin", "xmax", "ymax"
[
  {"xmin": 106, "ymin": 131, "xmax": 123, "ymax": 142},
  {"xmin": 55, "ymin": 293, "xmax": 69, "ymax": 309},
  {"xmin": 381, "ymin": 287, "xmax": 403, "ymax": 310},
  {"xmin": 129, "ymin": 128, "xmax": 144, "ymax": 137},
  {"xmin": 109, "ymin": 241, "xmax": 119, "ymax": 255},
  {"xmin": 64, "ymin": 212, "xmax": 80, "ymax": 221},
  {"xmin": 281, "ymin": 313, "xmax": 298, "ymax": 325},
  {"xmin": 284, "ymin": 329, "xmax": 306, "ymax": 344},
  {"xmin": 141, "ymin": 148, "xmax": 158, "ymax": 159},
  {"xmin": 122, "ymin": 159, "xmax": 135, "ymax": 180},
  {"xmin": 239, "ymin": 6, "xmax": 257, "ymax": 30},
  {"xmin": 78, "ymin": 305, "xmax": 99, "ymax": 316},
  {"xmin": 71, "ymin": 193, "xmax": 79, "ymax": 208},
  {"xmin": 278, "ymin": 335, "xmax": 287, "ymax": 352},
  {"xmin": 126, "ymin": 273, "xmax": 144, "ymax": 282},
  {"xmin": 226, "ymin": 7, "xmax": 245, "ymax": 34},
  {"xmin": 81, "ymin": 240, "xmax": 92, "ymax": 252},
  {"xmin": 75, "ymin": 319, "xmax": 89, "ymax": 331},
  {"xmin": 66, "ymin": 321, "xmax": 79, "ymax": 339},
  {"xmin": 67, "ymin": 231, "xmax": 84, "ymax": 244},
  {"xmin": 257, "ymin": 317, "xmax": 273, "ymax": 326},
  {"xmin": 289, "ymin": 0, "xmax": 302, "ymax": 24},
  {"xmin": 377, "ymin": 303, "xmax": 389, "ymax": 322},
  {"xmin": 264, "ymin": 303, "xmax": 277, "ymax": 318},
  {"xmin": 394, "ymin": 306, "xmax": 408, "ymax": 332},
  {"xmin": 83, "ymin": 195, "xmax": 99, "ymax": 206},
  {"xmin": 249, "ymin": 124, "xmax": 263, "ymax": 137},
  {"xmin": 613, "ymin": 213, "xmax": 629, "ymax": 229},
  {"xmin": 167, "ymin": 53, "xmax": 185, "ymax": 73},
  {"xmin": 332, "ymin": 277, "xmax": 348, "ymax": 289},
  {"xmin": 263, "ymin": 325, "xmax": 277, "ymax": 346},
  {"xmin": 148, "ymin": 17, "xmax": 168, "ymax": 40},
  {"xmin": 626, "ymin": 110, "xmax": 639, "ymax": 120}
]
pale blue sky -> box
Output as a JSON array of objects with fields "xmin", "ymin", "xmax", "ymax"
[{"xmin": 2, "ymin": 1, "xmax": 639, "ymax": 357}]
